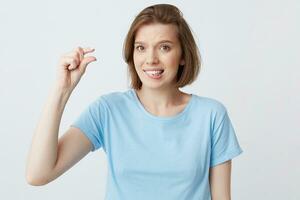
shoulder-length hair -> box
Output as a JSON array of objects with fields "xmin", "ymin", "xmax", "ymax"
[{"xmin": 123, "ymin": 4, "xmax": 201, "ymax": 90}]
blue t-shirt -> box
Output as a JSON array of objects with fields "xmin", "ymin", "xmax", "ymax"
[{"xmin": 71, "ymin": 88, "xmax": 243, "ymax": 200}]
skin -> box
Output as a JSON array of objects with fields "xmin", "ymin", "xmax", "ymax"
[{"xmin": 209, "ymin": 160, "xmax": 232, "ymax": 200}]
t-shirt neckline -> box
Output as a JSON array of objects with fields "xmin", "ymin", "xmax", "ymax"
[{"xmin": 130, "ymin": 88, "xmax": 194, "ymax": 122}]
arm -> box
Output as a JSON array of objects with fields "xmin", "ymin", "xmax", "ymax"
[
  {"xmin": 25, "ymin": 47, "xmax": 97, "ymax": 186},
  {"xmin": 209, "ymin": 160, "xmax": 232, "ymax": 200},
  {"xmin": 25, "ymin": 84, "xmax": 92, "ymax": 186}
]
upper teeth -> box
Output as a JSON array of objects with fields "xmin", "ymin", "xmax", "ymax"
[
  {"xmin": 144, "ymin": 70, "xmax": 163, "ymax": 75},
  {"xmin": 148, "ymin": 70, "xmax": 162, "ymax": 73}
]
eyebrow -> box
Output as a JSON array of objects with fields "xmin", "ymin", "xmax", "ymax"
[{"xmin": 134, "ymin": 40, "xmax": 174, "ymax": 45}]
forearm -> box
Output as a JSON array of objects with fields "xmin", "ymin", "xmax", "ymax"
[{"xmin": 26, "ymin": 83, "xmax": 72, "ymax": 183}]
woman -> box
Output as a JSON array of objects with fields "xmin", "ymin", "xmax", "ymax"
[{"xmin": 26, "ymin": 4, "xmax": 243, "ymax": 200}]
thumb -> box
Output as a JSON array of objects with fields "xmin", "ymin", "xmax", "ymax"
[{"xmin": 79, "ymin": 56, "xmax": 97, "ymax": 73}]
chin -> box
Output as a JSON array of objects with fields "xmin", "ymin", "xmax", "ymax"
[
  {"xmin": 141, "ymin": 81, "xmax": 173, "ymax": 91},
  {"xmin": 142, "ymin": 83, "xmax": 162, "ymax": 89}
]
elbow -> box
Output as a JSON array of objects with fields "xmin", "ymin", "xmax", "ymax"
[{"xmin": 25, "ymin": 173, "xmax": 50, "ymax": 186}]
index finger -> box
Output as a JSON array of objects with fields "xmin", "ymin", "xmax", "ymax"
[
  {"xmin": 76, "ymin": 47, "xmax": 84, "ymax": 61},
  {"xmin": 82, "ymin": 47, "xmax": 95, "ymax": 55}
]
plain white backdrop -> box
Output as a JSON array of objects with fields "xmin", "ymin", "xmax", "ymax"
[{"xmin": 0, "ymin": 0, "xmax": 299, "ymax": 199}]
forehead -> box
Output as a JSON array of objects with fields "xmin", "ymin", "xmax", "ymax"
[{"xmin": 135, "ymin": 23, "xmax": 179, "ymax": 43}]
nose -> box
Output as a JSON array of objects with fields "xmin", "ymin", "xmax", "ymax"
[{"xmin": 145, "ymin": 49, "xmax": 159, "ymax": 65}]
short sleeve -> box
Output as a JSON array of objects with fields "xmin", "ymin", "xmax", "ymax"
[
  {"xmin": 70, "ymin": 97, "xmax": 106, "ymax": 152},
  {"xmin": 210, "ymin": 108, "xmax": 243, "ymax": 167}
]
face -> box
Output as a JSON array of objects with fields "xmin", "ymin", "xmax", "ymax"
[{"xmin": 133, "ymin": 23, "xmax": 185, "ymax": 90}]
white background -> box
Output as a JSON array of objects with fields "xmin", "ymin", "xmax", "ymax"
[{"xmin": 0, "ymin": 0, "xmax": 299, "ymax": 199}]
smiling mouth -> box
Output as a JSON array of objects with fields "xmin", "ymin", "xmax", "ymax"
[{"xmin": 143, "ymin": 69, "xmax": 164, "ymax": 79}]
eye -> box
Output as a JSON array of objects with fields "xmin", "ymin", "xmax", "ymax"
[
  {"xmin": 160, "ymin": 45, "xmax": 171, "ymax": 52},
  {"xmin": 135, "ymin": 45, "xmax": 144, "ymax": 52}
]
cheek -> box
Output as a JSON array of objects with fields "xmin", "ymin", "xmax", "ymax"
[
  {"xmin": 133, "ymin": 54, "xmax": 143, "ymax": 74},
  {"xmin": 133, "ymin": 55, "xmax": 145, "ymax": 71},
  {"xmin": 165, "ymin": 52, "xmax": 181, "ymax": 66}
]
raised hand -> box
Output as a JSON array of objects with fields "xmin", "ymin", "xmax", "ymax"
[{"xmin": 55, "ymin": 46, "xmax": 97, "ymax": 92}]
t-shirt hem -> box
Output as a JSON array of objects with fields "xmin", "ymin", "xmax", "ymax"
[
  {"xmin": 210, "ymin": 148, "xmax": 243, "ymax": 168},
  {"xmin": 70, "ymin": 124, "xmax": 98, "ymax": 152}
]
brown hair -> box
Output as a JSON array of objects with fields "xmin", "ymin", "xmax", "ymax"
[{"xmin": 123, "ymin": 4, "xmax": 201, "ymax": 90}]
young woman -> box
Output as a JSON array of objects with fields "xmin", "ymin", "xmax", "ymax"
[{"xmin": 26, "ymin": 4, "xmax": 243, "ymax": 200}]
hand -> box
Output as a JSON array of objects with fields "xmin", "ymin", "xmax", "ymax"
[{"xmin": 55, "ymin": 46, "xmax": 97, "ymax": 92}]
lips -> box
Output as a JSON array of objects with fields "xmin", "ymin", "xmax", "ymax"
[{"xmin": 143, "ymin": 69, "xmax": 164, "ymax": 75}]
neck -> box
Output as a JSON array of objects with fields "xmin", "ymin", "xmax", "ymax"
[{"xmin": 135, "ymin": 86, "xmax": 183, "ymax": 110}]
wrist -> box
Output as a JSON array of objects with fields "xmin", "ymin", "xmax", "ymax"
[{"xmin": 51, "ymin": 83, "xmax": 73, "ymax": 100}]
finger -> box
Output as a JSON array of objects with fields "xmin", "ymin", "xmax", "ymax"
[
  {"xmin": 84, "ymin": 56, "xmax": 97, "ymax": 64},
  {"xmin": 81, "ymin": 56, "xmax": 97, "ymax": 66},
  {"xmin": 59, "ymin": 56, "xmax": 71, "ymax": 67},
  {"xmin": 64, "ymin": 51, "xmax": 80, "ymax": 63},
  {"xmin": 68, "ymin": 59, "xmax": 78, "ymax": 70},
  {"xmin": 60, "ymin": 56, "xmax": 79, "ymax": 70},
  {"xmin": 69, "ymin": 52, "xmax": 81, "ymax": 64},
  {"xmin": 82, "ymin": 47, "xmax": 95, "ymax": 55},
  {"xmin": 75, "ymin": 46, "xmax": 84, "ymax": 62},
  {"xmin": 79, "ymin": 56, "xmax": 97, "ymax": 73}
]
